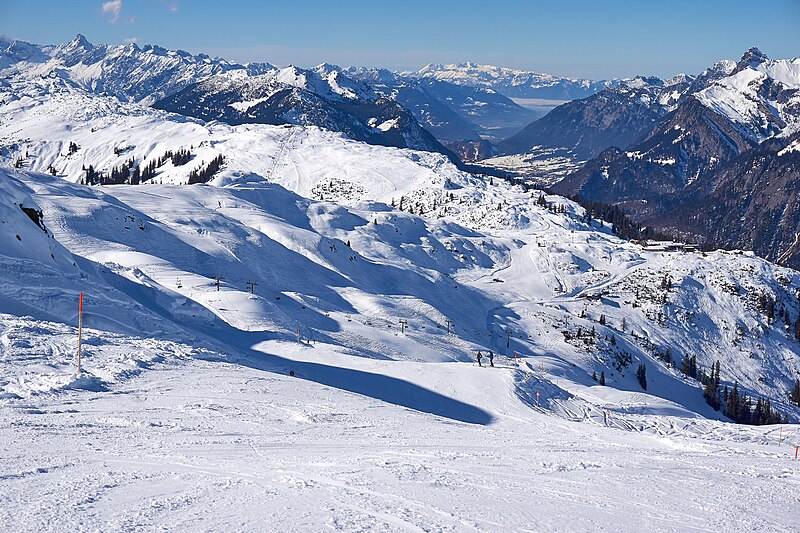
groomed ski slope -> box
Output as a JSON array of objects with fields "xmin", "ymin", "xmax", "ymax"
[{"xmin": 1, "ymin": 314, "xmax": 798, "ymax": 532}]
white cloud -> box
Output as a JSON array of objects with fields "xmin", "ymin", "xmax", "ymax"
[
  {"xmin": 123, "ymin": 37, "xmax": 139, "ymax": 44},
  {"xmin": 101, "ymin": 0, "xmax": 123, "ymax": 24}
]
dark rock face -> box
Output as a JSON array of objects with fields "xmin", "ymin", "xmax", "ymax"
[
  {"xmin": 444, "ymin": 140, "xmax": 496, "ymax": 162},
  {"xmin": 498, "ymin": 82, "xmax": 671, "ymax": 160},
  {"xmin": 552, "ymin": 96, "xmax": 757, "ymax": 219},
  {"xmin": 660, "ymin": 133, "xmax": 800, "ymax": 268}
]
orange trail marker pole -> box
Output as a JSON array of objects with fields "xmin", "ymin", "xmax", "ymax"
[
  {"xmin": 795, "ymin": 446, "xmax": 798, "ymax": 461},
  {"xmin": 77, "ymin": 292, "xmax": 83, "ymax": 375}
]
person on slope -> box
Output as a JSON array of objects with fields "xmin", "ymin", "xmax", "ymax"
[
  {"xmin": 477, "ymin": 351, "xmax": 483, "ymax": 367},
  {"xmin": 488, "ymin": 351, "xmax": 494, "ymax": 367}
]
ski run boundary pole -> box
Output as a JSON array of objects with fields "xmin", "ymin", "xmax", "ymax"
[{"xmin": 77, "ymin": 291, "xmax": 83, "ymax": 375}]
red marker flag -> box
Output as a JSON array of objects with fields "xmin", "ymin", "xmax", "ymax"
[{"xmin": 79, "ymin": 291, "xmax": 83, "ymax": 313}]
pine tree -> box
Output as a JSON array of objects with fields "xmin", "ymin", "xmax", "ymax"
[
  {"xmin": 791, "ymin": 378, "xmax": 800, "ymax": 406},
  {"xmin": 726, "ymin": 382, "xmax": 740, "ymax": 420},
  {"xmin": 592, "ymin": 371, "xmax": 597, "ymax": 382},
  {"xmin": 636, "ymin": 363, "xmax": 647, "ymax": 390},
  {"xmin": 703, "ymin": 360, "xmax": 721, "ymax": 411},
  {"xmin": 599, "ymin": 371, "xmax": 606, "ymax": 386}
]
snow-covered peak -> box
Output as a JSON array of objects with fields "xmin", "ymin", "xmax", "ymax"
[
  {"xmin": 312, "ymin": 62, "xmax": 343, "ymax": 76},
  {"xmin": 665, "ymin": 73, "xmax": 693, "ymax": 87},
  {"xmin": 694, "ymin": 49, "xmax": 800, "ymax": 141},
  {"xmin": 756, "ymin": 56, "xmax": 800, "ymax": 89},
  {"xmin": 620, "ymin": 75, "xmax": 664, "ymax": 90},
  {"xmin": 735, "ymin": 46, "xmax": 769, "ymax": 72},
  {"xmin": 0, "ymin": 36, "xmax": 50, "ymax": 67},
  {"xmin": 342, "ymin": 66, "xmax": 398, "ymax": 85}
]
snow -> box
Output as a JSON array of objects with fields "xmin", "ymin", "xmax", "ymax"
[
  {"xmin": 695, "ymin": 57, "xmax": 800, "ymax": 141},
  {"xmin": 2, "ymin": 310, "xmax": 799, "ymax": 531},
  {"xmin": 757, "ymin": 57, "xmax": 800, "ymax": 89},
  {"xmin": 2, "ymin": 46, "xmax": 800, "ymax": 531},
  {"xmin": 228, "ymin": 97, "xmax": 270, "ymax": 112},
  {"xmin": 778, "ymin": 138, "xmax": 800, "ymax": 157},
  {"xmin": 375, "ymin": 118, "xmax": 399, "ymax": 132}
]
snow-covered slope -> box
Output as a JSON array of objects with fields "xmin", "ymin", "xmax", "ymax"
[
  {"xmin": 3, "ymin": 77, "xmax": 800, "ymax": 413},
  {"xmin": 3, "ymin": 62, "xmax": 800, "ymax": 530},
  {"xmin": 694, "ymin": 48, "xmax": 800, "ymax": 142}
]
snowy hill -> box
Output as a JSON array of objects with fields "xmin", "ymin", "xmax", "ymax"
[{"xmin": 2, "ymin": 79, "xmax": 800, "ymax": 419}]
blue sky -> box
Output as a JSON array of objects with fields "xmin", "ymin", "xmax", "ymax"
[{"xmin": 1, "ymin": 0, "xmax": 798, "ymax": 78}]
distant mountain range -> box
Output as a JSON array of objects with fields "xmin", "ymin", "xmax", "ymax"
[
  {"xmin": 408, "ymin": 62, "xmax": 615, "ymax": 101},
  {"xmin": 0, "ymin": 35, "xmax": 621, "ymax": 160}
]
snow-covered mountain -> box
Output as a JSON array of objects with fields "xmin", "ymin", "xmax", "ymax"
[
  {"xmin": 0, "ymin": 35, "xmax": 454, "ymax": 157},
  {"xmin": 0, "ymin": 34, "xmax": 276, "ymax": 105},
  {"xmin": 693, "ymin": 48, "xmax": 800, "ymax": 142},
  {"xmin": 152, "ymin": 66, "xmax": 452, "ymax": 155},
  {"xmin": 345, "ymin": 67, "xmax": 540, "ymax": 144},
  {"xmin": 493, "ymin": 61, "xmax": 738, "ymax": 164},
  {"xmin": 3, "ymin": 45, "xmax": 800, "ymax": 530},
  {"xmin": 409, "ymin": 62, "xmax": 613, "ymax": 101},
  {"xmin": 554, "ymin": 49, "xmax": 800, "ymax": 268},
  {"xmin": 498, "ymin": 75, "xmax": 693, "ymax": 160},
  {"xmin": 2, "ymin": 76, "xmax": 800, "ymax": 416}
]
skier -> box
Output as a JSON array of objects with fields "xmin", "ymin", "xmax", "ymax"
[
  {"xmin": 488, "ymin": 350, "xmax": 494, "ymax": 367},
  {"xmin": 477, "ymin": 351, "xmax": 483, "ymax": 367}
]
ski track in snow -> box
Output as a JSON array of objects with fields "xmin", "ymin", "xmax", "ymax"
[{"xmin": 2, "ymin": 351, "xmax": 800, "ymax": 532}]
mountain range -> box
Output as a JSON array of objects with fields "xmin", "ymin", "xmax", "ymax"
[
  {"xmin": 1, "ymin": 35, "xmax": 601, "ymax": 159},
  {"xmin": 551, "ymin": 48, "xmax": 800, "ymax": 268},
  {"xmin": 2, "ymin": 31, "xmax": 800, "ymax": 529}
]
